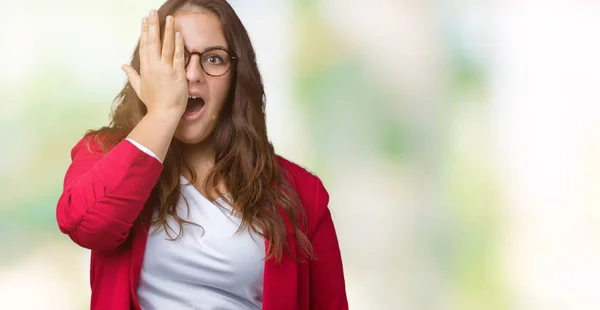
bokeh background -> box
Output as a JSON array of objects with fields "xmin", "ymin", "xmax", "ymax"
[{"xmin": 1, "ymin": 0, "xmax": 600, "ymax": 309}]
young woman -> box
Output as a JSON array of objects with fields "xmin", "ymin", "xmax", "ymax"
[{"xmin": 55, "ymin": 0, "xmax": 347, "ymax": 309}]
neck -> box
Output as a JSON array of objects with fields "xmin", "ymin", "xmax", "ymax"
[
  {"xmin": 180, "ymin": 136, "xmax": 228, "ymax": 197},
  {"xmin": 182, "ymin": 137, "xmax": 215, "ymax": 167}
]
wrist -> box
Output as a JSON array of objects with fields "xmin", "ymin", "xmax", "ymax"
[{"xmin": 145, "ymin": 108, "xmax": 184, "ymax": 123}]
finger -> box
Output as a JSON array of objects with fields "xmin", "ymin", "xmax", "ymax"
[
  {"xmin": 147, "ymin": 9, "xmax": 161, "ymax": 61},
  {"xmin": 139, "ymin": 17, "xmax": 149, "ymax": 72},
  {"xmin": 173, "ymin": 32, "xmax": 186, "ymax": 75},
  {"xmin": 161, "ymin": 15, "xmax": 175, "ymax": 65},
  {"xmin": 121, "ymin": 65, "xmax": 141, "ymax": 97}
]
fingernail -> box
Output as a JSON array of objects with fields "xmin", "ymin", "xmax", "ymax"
[
  {"xmin": 166, "ymin": 16, "xmax": 172, "ymax": 24},
  {"xmin": 142, "ymin": 17, "xmax": 147, "ymax": 25},
  {"xmin": 151, "ymin": 9, "xmax": 157, "ymax": 17}
]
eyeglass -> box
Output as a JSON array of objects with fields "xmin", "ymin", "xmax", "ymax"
[{"xmin": 184, "ymin": 47, "xmax": 237, "ymax": 77}]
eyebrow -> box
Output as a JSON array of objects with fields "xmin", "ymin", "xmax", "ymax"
[{"xmin": 185, "ymin": 45, "xmax": 230, "ymax": 53}]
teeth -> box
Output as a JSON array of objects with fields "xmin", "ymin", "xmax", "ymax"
[{"xmin": 188, "ymin": 95, "xmax": 201, "ymax": 99}]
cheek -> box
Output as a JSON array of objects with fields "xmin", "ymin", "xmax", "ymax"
[{"xmin": 209, "ymin": 76, "xmax": 232, "ymax": 104}]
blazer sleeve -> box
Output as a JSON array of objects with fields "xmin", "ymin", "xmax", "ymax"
[
  {"xmin": 309, "ymin": 178, "xmax": 349, "ymax": 309},
  {"xmin": 56, "ymin": 135, "xmax": 163, "ymax": 251}
]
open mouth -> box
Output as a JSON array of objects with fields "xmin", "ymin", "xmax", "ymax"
[{"xmin": 185, "ymin": 96, "xmax": 205, "ymax": 116}]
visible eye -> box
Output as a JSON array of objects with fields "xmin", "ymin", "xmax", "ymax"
[{"xmin": 205, "ymin": 55, "xmax": 224, "ymax": 65}]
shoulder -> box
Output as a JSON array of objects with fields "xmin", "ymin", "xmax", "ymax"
[
  {"xmin": 276, "ymin": 155, "xmax": 327, "ymax": 196},
  {"xmin": 276, "ymin": 155, "xmax": 330, "ymax": 234},
  {"xmin": 70, "ymin": 131, "xmax": 126, "ymax": 160},
  {"xmin": 276, "ymin": 155, "xmax": 320, "ymax": 188},
  {"xmin": 70, "ymin": 134, "xmax": 102, "ymax": 160}
]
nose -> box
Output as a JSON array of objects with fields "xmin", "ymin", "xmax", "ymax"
[{"xmin": 185, "ymin": 55, "xmax": 206, "ymax": 83}]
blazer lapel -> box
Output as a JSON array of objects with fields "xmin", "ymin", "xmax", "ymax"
[
  {"xmin": 129, "ymin": 209, "xmax": 152, "ymax": 310},
  {"xmin": 262, "ymin": 207, "xmax": 299, "ymax": 310}
]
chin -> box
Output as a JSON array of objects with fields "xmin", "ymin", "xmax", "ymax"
[
  {"xmin": 174, "ymin": 123, "xmax": 215, "ymax": 146},
  {"xmin": 174, "ymin": 132, "xmax": 212, "ymax": 145}
]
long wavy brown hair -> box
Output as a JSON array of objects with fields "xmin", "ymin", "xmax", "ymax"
[{"xmin": 86, "ymin": 0, "xmax": 314, "ymax": 262}]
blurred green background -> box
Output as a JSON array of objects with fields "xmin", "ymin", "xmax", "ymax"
[{"xmin": 1, "ymin": 0, "xmax": 600, "ymax": 309}]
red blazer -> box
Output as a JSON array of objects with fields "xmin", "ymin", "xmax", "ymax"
[{"xmin": 56, "ymin": 136, "xmax": 348, "ymax": 310}]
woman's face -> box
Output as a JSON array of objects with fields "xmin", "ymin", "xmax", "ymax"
[{"xmin": 172, "ymin": 11, "xmax": 233, "ymax": 145}]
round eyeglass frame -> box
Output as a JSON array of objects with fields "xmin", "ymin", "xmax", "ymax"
[{"xmin": 184, "ymin": 47, "xmax": 238, "ymax": 77}]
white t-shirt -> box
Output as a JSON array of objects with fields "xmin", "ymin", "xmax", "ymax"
[{"xmin": 127, "ymin": 139, "xmax": 265, "ymax": 309}]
